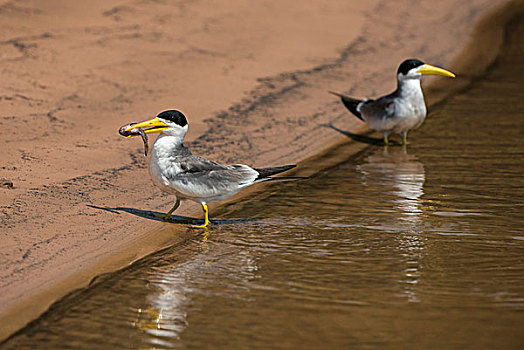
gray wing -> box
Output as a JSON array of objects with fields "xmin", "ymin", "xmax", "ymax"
[
  {"xmin": 170, "ymin": 152, "xmax": 259, "ymax": 199},
  {"xmin": 359, "ymin": 95, "xmax": 396, "ymax": 121},
  {"xmin": 175, "ymin": 151, "xmax": 230, "ymax": 173}
]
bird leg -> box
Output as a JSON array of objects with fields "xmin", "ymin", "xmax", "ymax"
[
  {"xmin": 401, "ymin": 132, "xmax": 408, "ymax": 146},
  {"xmin": 194, "ymin": 203, "xmax": 210, "ymax": 228},
  {"xmin": 154, "ymin": 197, "xmax": 180, "ymax": 221},
  {"xmin": 383, "ymin": 134, "xmax": 389, "ymax": 147}
]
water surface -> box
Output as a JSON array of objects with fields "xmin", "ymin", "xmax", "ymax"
[{"xmin": 2, "ymin": 8, "xmax": 524, "ymax": 350}]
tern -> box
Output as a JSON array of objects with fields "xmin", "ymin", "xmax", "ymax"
[
  {"xmin": 122, "ymin": 110, "xmax": 299, "ymax": 227},
  {"xmin": 330, "ymin": 59, "xmax": 455, "ymax": 146}
]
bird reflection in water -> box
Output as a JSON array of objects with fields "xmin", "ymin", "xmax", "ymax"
[
  {"xmin": 130, "ymin": 228, "xmax": 212, "ymax": 347},
  {"xmin": 357, "ymin": 146, "xmax": 426, "ymax": 302},
  {"xmin": 357, "ymin": 147, "xmax": 425, "ymax": 222},
  {"xmin": 130, "ymin": 226, "xmax": 259, "ymax": 346},
  {"xmin": 131, "ymin": 270, "xmax": 190, "ymax": 347}
]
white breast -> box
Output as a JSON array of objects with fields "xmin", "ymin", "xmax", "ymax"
[
  {"xmin": 393, "ymin": 80, "xmax": 427, "ymax": 133},
  {"xmin": 148, "ymin": 134, "xmax": 184, "ymax": 195}
]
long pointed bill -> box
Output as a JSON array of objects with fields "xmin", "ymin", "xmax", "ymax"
[
  {"xmin": 124, "ymin": 117, "xmax": 169, "ymax": 135},
  {"xmin": 417, "ymin": 64, "xmax": 456, "ymax": 78}
]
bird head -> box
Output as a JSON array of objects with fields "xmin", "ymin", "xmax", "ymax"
[
  {"xmin": 123, "ymin": 110, "xmax": 188, "ymax": 138},
  {"xmin": 397, "ymin": 59, "xmax": 455, "ymax": 81}
]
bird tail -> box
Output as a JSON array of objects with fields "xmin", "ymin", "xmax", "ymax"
[
  {"xmin": 254, "ymin": 165, "xmax": 305, "ymax": 182},
  {"xmin": 329, "ymin": 91, "xmax": 364, "ymax": 121}
]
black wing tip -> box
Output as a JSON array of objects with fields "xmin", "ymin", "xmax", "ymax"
[
  {"xmin": 341, "ymin": 99, "xmax": 364, "ymax": 121},
  {"xmin": 329, "ymin": 91, "xmax": 364, "ymax": 121},
  {"xmin": 328, "ymin": 90, "xmax": 344, "ymax": 98},
  {"xmin": 254, "ymin": 164, "xmax": 296, "ymax": 180},
  {"xmin": 261, "ymin": 176, "xmax": 307, "ymax": 183}
]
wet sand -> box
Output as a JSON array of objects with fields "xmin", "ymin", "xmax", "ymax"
[{"xmin": 0, "ymin": 0, "xmax": 514, "ymax": 340}]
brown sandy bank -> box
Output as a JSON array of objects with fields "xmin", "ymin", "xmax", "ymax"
[{"xmin": 0, "ymin": 0, "xmax": 516, "ymax": 340}]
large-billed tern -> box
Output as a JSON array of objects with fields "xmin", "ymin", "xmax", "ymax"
[
  {"xmin": 330, "ymin": 59, "xmax": 455, "ymax": 146},
  {"xmin": 122, "ymin": 110, "xmax": 298, "ymax": 228}
]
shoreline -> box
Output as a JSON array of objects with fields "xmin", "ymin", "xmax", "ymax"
[{"xmin": 1, "ymin": 0, "xmax": 519, "ymax": 341}]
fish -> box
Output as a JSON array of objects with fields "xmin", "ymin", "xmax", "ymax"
[{"xmin": 119, "ymin": 123, "xmax": 149, "ymax": 156}]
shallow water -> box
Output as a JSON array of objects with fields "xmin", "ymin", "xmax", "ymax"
[{"xmin": 3, "ymin": 8, "xmax": 524, "ymax": 350}]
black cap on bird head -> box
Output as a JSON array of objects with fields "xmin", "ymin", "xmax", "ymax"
[
  {"xmin": 156, "ymin": 110, "xmax": 188, "ymax": 127},
  {"xmin": 397, "ymin": 59, "xmax": 425, "ymax": 75}
]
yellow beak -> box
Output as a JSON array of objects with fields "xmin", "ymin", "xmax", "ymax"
[
  {"xmin": 417, "ymin": 64, "xmax": 455, "ymax": 78},
  {"xmin": 124, "ymin": 117, "xmax": 169, "ymax": 135}
]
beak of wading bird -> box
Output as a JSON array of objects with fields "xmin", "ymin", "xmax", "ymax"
[
  {"xmin": 120, "ymin": 117, "xmax": 169, "ymax": 138},
  {"xmin": 417, "ymin": 64, "xmax": 456, "ymax": 78}
]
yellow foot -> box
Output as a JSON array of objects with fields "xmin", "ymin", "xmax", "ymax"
[{"xmin": 193, "ymin": 203, "xmax": 210, "ymax": 228}]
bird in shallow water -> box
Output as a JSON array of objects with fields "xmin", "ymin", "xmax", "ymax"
[
  {"xmin": 121, "ymin": 110, "xmax": 299, "ymax": 228},
  {"xmin": 330, "ymin": 58, "xmax": 455, "ymax": 146}
]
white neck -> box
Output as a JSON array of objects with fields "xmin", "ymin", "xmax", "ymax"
[
  {"xmin": 152, "ymin": 132, "xmax": 185, "ymax": 159},
  {"xmin": 397, "ymin": 77, "xmax": 423, "ymax": 98}
]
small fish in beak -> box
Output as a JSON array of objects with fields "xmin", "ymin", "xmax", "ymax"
[{"xmin": 119, "ymin": 123, "xmax": 149, "ymax": 156}]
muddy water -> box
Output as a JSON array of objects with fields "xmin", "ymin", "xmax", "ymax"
[{"xmin": 3, "ymin": 9, "xmax": 524, "ymax": 350}]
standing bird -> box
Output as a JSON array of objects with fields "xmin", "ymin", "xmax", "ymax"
[
  {"xmin": 330, "ymin": 59, "xmax": 455, "ymax": 146},
  {"xmin": 121, "ymin": 110, "xmax": 298, "ymax": 228}
]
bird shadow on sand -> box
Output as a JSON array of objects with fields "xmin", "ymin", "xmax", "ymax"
[
  {"xmin": 322, "ymin": 123, "xmax": 403, "ymax": 146},
  {"xmin": 87, "ymin": 204, "xmax": 258, "ymax": 226}
]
